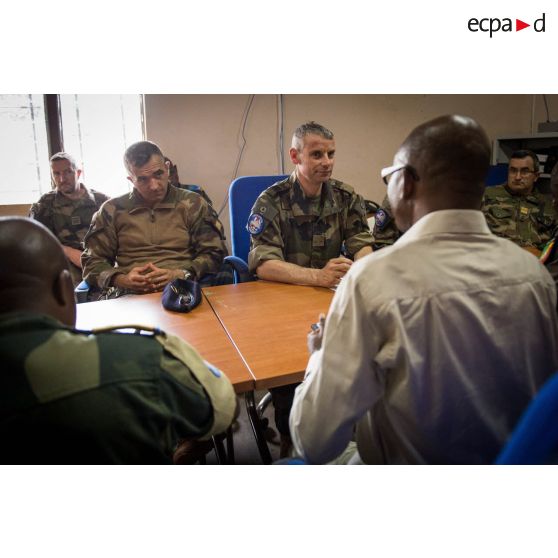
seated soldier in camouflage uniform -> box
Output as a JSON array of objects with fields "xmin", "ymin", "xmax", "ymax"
[
  {"xmin": 82, "ymin": 141, "xmax": 228, "ymax": 295},
  {"xmin": 247, "ymin": 121, "xmax": 374, "ymax": 456},
  {"xmin": 248, "ymin": 121, "xmax": 373, "ymax": 287},
  {"xmin": 482, "ymin": 149, "xmax": 557, "ymax": 252},
  {"xmin": 29, "ymin": 152, "xmax": 109, "ymax": 287},
  {"xmin": 540, "ymin": 162, "xmax": 558, "ymax": 291},
  {"xmin": 0, "ymin": 217, "xmax": 237, "ymax": 464}
]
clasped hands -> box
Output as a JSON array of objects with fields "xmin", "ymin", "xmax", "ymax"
[{"xmin": 114, "ymin": 263, "xmax": 184, "ymax": 293}]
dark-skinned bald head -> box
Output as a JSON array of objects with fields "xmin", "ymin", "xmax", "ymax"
[
  {"xmin": 401, "ymin": 115, "xmax": 491, "ymax": 201},
  {"xmin": 0, "ymin": 217, "xmax": 75, "ymax": 325}
]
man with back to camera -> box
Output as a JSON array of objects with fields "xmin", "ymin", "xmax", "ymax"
[
  {"xmin": 247, "ymin": 121, "xmax": 374, "ymax": 456},
  {"xmin": 482, "ymin": 149, "xmax": 556, "ymax": 252},
  {"xmin": 290, "ymin": 115, "xmax": 558, "ymax": 464},
  {"xmin": 0, "ymin": 217, "xmax": 237, "ymax": 464},
  {"xmin": 82, "ymin": 141, "xmax": 227, "ymax": 295},
  {"xmin": 29, "ymin": 152, "xmax": 109, "ymax": 286}
]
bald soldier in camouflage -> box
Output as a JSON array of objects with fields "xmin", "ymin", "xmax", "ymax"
[
  {"xmin": 482, "ymin": 149, "xmax": 556, "ymax": 251},
  {"xmin": 82, "ymin": 141, "xmax": 227, "ymax": 294},
  {"xmin": 248, "ymin": 122, "xmax": 373, "ymax": 287},
  {"xmin": 29, "ymin": 152, "xmax": 109, "ymax": 286},
  {"xmin": 0, "ymin": 217, "xmax": 236, "ymax": 464}
]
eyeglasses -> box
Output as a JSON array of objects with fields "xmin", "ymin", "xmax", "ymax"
[
  {"xmin": 508, "ymin": 167, "xmax": 536, "ymax": 177},
  {"xmin": 380, "ymin": 164, "xmax": 420, "ymax": 186}
]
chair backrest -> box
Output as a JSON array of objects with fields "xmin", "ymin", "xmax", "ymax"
[
  {"xmin": 485, "ymin": 164, "xmax": 508, "ymax": 187},
  {"xmin": 228, "ymin": 175, "xmax": 288, "ymax": 262},
  {"xmin": 495, "ymin": 372, "xmax": 558, "ymax": 464}
]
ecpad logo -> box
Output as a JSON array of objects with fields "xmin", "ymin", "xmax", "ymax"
[{"xmin": 468, "ymin": 13, "xmax": 546, "ymax": 37}]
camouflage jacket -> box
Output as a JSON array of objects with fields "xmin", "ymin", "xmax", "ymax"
[
  {"xmin": 82, "ymin": 185, "xmax": 228, "ymax": 289},
  {"xmin": 0, "ymin": 312, "xmax": 236, "ymax": 464},
  {"xmin": 540, "ymin": 228, "xmax": 558, "ymax": 291},
  {"xmin": 174, "ymin": 182, "xmax": 228, "ymax": 240},
  {"xmin": 29, "ymin": 184, "xmax": 109, "ymax": 285},
  {"xmin": 247, "ymin": 172, "xmax": 373, "ymax": 273},
  {"xmin": 371, "ymin": 195, "xmax": 402, "ymax": 249},
  {"xmin": 482, "ymin": 184, "xmax": 557, "ymax": 250},
  {"xmin": 175, "ymin": 183, "xmax": 214, "ymax": 206},
  {"xmin": 29, "ymin": 184, "xmax": 108, "ymax": 249}
]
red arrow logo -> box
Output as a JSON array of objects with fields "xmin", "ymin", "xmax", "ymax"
[{"xmin": 516, "ymin": 19, "xmax": 530, "ymax": 31}]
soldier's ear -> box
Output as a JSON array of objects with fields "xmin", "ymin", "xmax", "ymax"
[
  {"xmin": 53, "ymin": 269, "xmax": 76, "ymax": 327},
  {"xmin": 289, "ymin": 147, "xmax": 300, "ymax": 165},
  {"xmin": 401, "ymin": 170, "xmax": 417, "ymax": 200}
]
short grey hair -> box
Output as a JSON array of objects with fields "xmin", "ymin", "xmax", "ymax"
[
  {"xmin": 291, "ymin": 121, "xmax": 334, "ymax": 150},
  {"xmin": 50, "ymin": 152, "xmax": 78, "ymax": 170}
]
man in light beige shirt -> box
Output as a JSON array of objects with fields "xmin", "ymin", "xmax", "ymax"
[{"xmin": 290, "ymin": 115, "xmax": 558, "ymax": 464}]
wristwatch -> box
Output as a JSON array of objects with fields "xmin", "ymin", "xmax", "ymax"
[{"xmin": 181, "ymin": 269, "xmax": 192, "ymax": 280}]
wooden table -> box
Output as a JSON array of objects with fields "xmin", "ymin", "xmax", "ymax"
[
  {"xmin": 203, "ymin": 281, "xmax": 334, "ymax": 389},
  {"xmin": 76, "ymin": 292, "xmax": 254, "ymax": 394}
]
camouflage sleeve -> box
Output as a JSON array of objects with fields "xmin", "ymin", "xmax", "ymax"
[
  {"xmin": 81, "ymin": 204, "xmax": 120, "ymax": 289},
  {"xmin": 156, "ymin": 332, "xmax": 236, "ymax": 439},
  {"xmin": 180, "ymin": 184, "xmax": 214, "ymax": 207},
  {"xmin": 187, "ymin": 197, "xmax": 227, "ymax": 279},
  {"xmin": 343, "ymin": 191, "xmax": 374, "ymax": 257},
  {"xmin": 247, "ymin": 193, "xmax": 285, "ymax": 274},
  {"xmin": 28, "ymin": 196, "xmax": 55, "ymax": 234},
  {"xmin": 196, "ymin": 186, "xmax": 214, "ymax": 207},
  {"xmin": 371, "ymin": 195, "xmax": 401, "ymax": 249}
]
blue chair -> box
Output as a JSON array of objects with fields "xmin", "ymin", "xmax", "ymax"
[
  {"xmin": 227, "ymin": 175, "xmax": 288, "ymax": 463},
  {"xmin": 496, "ymin": 372, "xmax": 558, "ymax": 465},
  {"xmin": 228, "ymin": 175, "xmax": 288, "ymax": 264},
  {"xmin": 485, "ymin": 164, "xmax": 508, "ymax": 187}
]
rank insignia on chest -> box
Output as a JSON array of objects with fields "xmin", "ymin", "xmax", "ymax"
[
  {"xmin": 71, "ymin": 216, "xmax": 81, "ymax": 225},
  {"xmin": 374, "ymin": 208, "xmax": 390, "ymax": 231},
  {"xmin": 247, "ymin": 213, "xmax": 265, "ymax": 235},
  {"xmin": 520, "ymin": 206, "xmax": 529, "ymax": 216},
  {"xmin": 312, "ymin": 234, "xmax": 325, "ymax": 247}
]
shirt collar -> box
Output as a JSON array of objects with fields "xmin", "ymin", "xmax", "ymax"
[
  {"xmin": 288, "ymin": 171, "xmax": 336, "ymax": 218},
  {"xmin": 396, "ymin": 210, "xmax": 491, "ymax": 247}
]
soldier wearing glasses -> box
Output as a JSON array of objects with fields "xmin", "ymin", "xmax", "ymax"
[{"xmin": 482, "ymin": 149, "xmax": 556, "ymax": 252}]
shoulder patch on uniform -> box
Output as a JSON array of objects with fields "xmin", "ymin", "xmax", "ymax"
[
  {"xmin": 374, "ymin": 208, "xmax": 391, "ymax": 231},
  {"xmin": 247, "ymin": 213, "xmax": 265, "ymax": 235}
]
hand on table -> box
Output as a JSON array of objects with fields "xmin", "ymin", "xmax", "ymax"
[
  {"xmin": 142, "ymin": 263, "xmax": 182, "ymax": 292},
  {"xmin": 316, "ymin": 257, "xmax": 352, "ymax": 288},
  {"xmin": 114, "ymin": 263, "xmax": 181, "ymax": 293}
]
